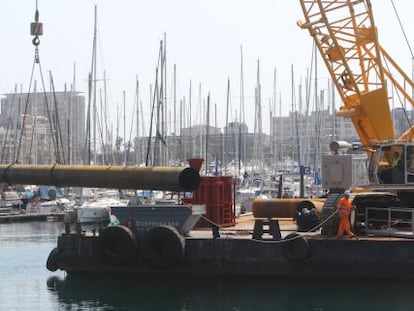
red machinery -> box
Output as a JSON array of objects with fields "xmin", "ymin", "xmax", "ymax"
[{"xmin": 187, "ymin": 159, "xmax": 236, "ymax": 227}]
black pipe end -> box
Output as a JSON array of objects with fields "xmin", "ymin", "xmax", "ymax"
[{"xmin": 179, "ymin": 167, "xmax": 201, "ymax": 192}]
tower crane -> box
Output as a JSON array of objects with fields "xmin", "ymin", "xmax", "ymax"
[{"xmin": 298, "ymin": 0, "xmax": 414, "ymax": 235}]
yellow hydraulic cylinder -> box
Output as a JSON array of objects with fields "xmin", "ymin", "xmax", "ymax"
[{"xmin": 0, "ymin": 164, "xmax": 200, "ymax": 192}]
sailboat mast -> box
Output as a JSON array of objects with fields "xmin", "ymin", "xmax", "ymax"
[
  {"xmin": 254, "ymin": 59, "xmax": 263, "ymax": 175},
  {"xmin": 215, "ymin": 102, "xmax": 219, "ymax": 176},
  {"xmin": 239, "ymin": 45, "xmax": 245, "ymax": 175},
  {"xmin": 179, "ymin": 98, "xmax": 183, "ymax": 165},
  {"xmin": 92, "ymin": 5, "xmax": 97, "ymax": 164},
  {"xmin": 198, "ymin": 83, "xmax": 202, "ymax": 158},
  {"xmin": 224, "ymin": 78, "xmax": 230, "ymax": 175},
  {"xmin": 174, "ymin": 63, "xmax": 177, "ymax": 149},
  {"xmin": 33, "ymin": 81, "xmax": 38, "ymax": 164},
  {"xmin": 279, "ymin": 93, "xmax": 283, "ymax": 169},
  {"xmin": 123, "ymin": 91, "xmax": 126, "ymax": 165},
  {"xmin": 173, "ymin": 64, "xmax": 177, "ymax": 163},
  {"xmin": 331, "ymin": 78, "xmax": 336, "ymax": 141},
  {"xmin": 103, "ymin": 70, "xmax": 108, "ymax": 164},
  {"xmin": 69, "ymin": 62, "xmax": 76, "ymax": 165},
  {"xmin": 85, "ymin": 72, "xmax": 92, "ymax": 165},
  {"xmin": 145, "ymin": 83, "xmax": 154, "ymax": 166},
  {"xmin": 135, "ymin": 76, "xmax": 140, "ymax": 166},
  {"xmin": 272, "ymin": 68, "xmax": 277, "ymax": 169},
  {"xmin": 163, "ymin": 33, "xmax": 168, "ymax": 165},
  {"xmin": 313, "ymin": 43, "xmax": 321, "ymax": 187},
  {"xmin": 205, "ymin": 93, "xmax": 210, "ymax": 175},
  {"xmin": 291, "ymin": 64, "xmax": 300, "ymax": 165},
  {"xmin": 188, "ymin": 80, "xmax": 192, "ymax": 157}
]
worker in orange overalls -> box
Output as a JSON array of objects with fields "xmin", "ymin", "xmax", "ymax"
[{"xmin": 337, "ymin": 190, "xmax": 356, "ymax": 238}]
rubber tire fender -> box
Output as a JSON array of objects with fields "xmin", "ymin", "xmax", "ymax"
[
  {"xmin": 283, "ymin": 233, "xmax": 310, "ymax": 261},
  {"xmin": 98, "ymin": 225, "xmax": 137, "ymax": 266},
  {"xmin": 46, "ymin": 247, "xmax": 60, "ymax": 272},
  {"xmin": 144, "ymin": 225, "xmax": 185, "ymax": 269}
]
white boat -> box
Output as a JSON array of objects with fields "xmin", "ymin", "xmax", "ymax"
[
  {"xmin": 76, "ymin": 197, "xmax": 127, "ymax": 224},
  {"xmin": 25, "ymin": 197, "xmax": 75, "ymax": 214}
]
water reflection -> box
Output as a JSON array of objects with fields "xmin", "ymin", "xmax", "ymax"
[
  {"xmin": 0, "ymin": 221, "xmax": 64, "ymax": 243},
  {"xmin": 47, "ymin": 275, "xmax": 414, "ymax": 311}
]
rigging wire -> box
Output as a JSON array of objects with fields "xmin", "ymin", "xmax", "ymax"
[
  {"xmin": 145, "ymin": 43, "xmax": 164, "ymax": 166},
  {"xmin": 49, "ymin": 72, "xmax": 66, "ymax": 163},
  {"xmin": 1, "ymin": 88, "xmax": 17, "ymax": 163},
  {"xmin": 125, "ymin": 89, "xmax": 138, "ymax": 165},
  {"xmin": 384, "ymin": 0, "xmax": 414, "ymax": 132},
  {"xmin": 390, "ymin": 0, "xmax": 414, "ymax": 58},
  {"xmin": 16, "ymin": 54, "xmax": 38, "ymax": 163},
  {"xmin": 97, "ymin": 90, "xmax": 108, "ymax": 165}
]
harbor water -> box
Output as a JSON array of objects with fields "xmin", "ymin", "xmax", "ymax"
[{"xmin": 1, "ymin": 222, "xmax": 414, "ymax": 310}]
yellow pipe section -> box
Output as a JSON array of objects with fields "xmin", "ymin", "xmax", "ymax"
[{"xmin": 252, "ymin": 198, "xmax": 325, "ymax": 219}]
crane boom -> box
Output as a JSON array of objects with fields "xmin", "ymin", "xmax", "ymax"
[{"xmin": 298, "ymin": 0, "xmax": 395, "ymax": 148}]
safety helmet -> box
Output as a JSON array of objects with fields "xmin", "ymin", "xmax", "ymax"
[{"xmin": 344, "ymin": 190, "xmax": 351, "ymax": 196}]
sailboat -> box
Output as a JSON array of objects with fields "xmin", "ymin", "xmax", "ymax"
[{"xmin": 69, "ymin": 5, "xmax": 125, "ymax": 228}]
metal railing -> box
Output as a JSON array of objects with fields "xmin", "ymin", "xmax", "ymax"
[{"xmin": 365, "ymin": 207, "xmax": 414, "ymax": 238}]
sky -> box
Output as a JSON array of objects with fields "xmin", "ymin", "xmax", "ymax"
[{"xmin": 1, "ymin": 0, "xmax": 414, "ymax": 136}]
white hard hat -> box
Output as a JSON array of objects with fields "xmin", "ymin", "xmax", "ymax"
[{"xmin": 344, "ymin": 190, "xmax": 351, "ymax": 196}]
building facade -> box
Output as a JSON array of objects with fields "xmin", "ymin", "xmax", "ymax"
[{"xmin": 0, "ymin": 91, "xmax": 85, "ymax": 164}]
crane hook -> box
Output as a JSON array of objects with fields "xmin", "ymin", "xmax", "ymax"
[
  {"xmin": 30, "ymin": 4, "xmax": 43, "ymax": 47},
  {"xmin": 32, "ymin": 36, "xmax": 40, "ymax": 46}
]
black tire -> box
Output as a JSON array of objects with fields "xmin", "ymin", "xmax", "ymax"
[
  {"xmin": 46, "ymin": 247, "xmax": 60, "ymax": 272},
  {"xmin": 283, "ymin": 233, "xmax": 310, "ymax": 261},
  {"xmin": 144, "ymin": 225, "xmax": 185, "ymax": 269},
  {"xmin": 296, "ymin": 208, "xmax": 320, "ymax": 232},
  {"xmin": 98, "ymin": 225, "xmax": 137, "ymax": 266}
]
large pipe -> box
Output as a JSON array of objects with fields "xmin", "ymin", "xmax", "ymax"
[
  {"xmin": 329, "ymin": 140, "xmax": 352, "ymax": 153},
  {"xmin": 252, "ymin": 198, "xmax": 325, "ymax": 219},
  {"xmin": 0, "ymin": 164, "xmax": 200, "ymax": 192}
]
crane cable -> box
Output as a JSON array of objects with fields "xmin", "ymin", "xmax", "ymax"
[
  {"xmin": 16, "ymin": 2, "xmax": 62, "ymax": 164},
  {"xmin": 390, "ymin": 0, "xmax": 414, "ymax": 58},
  {"xmin": 383, "ymin": 1, "xmax": 414, "ymax": 132},
  {"xmin": 32, "ymin": 0, "xmax": 41, "ymax": 49}
]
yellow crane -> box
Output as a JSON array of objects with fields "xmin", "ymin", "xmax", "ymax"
[
  {"xmin": 298, "ymin": 0, "xmax": 414, "ymax": 235},
  {"xmin": 298, "ymin": 0, "xmax": 414, "ymax": 186}
]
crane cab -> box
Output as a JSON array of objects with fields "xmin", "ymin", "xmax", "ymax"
[{"xmin": 369, "ymin": 143, "xmax": 414, "ymax": 185}]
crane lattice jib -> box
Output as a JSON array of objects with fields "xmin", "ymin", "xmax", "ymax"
[{"xmin": 298, "ymin": 0, "xmax": 395, "ymax": 148}]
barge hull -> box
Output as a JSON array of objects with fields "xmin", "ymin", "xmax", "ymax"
[{"xmin": 52, "ymin": 233, "xmax": 414, "ymax": 280}]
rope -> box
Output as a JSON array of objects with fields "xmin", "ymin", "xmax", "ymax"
[
  {"xmin": 200, "ymin": 215, "xmax": 221, "ymax": 227},
  {"xmin": 200, "ymin": 207, "xmax": 340, "ymax": 244},
  {"xmin": 302, "ymin": 208, "xmax": 339, "ymax": 236},
  {"xmin": 249, "ymin": 209, "xmax": 339, "ymax": 244}
]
